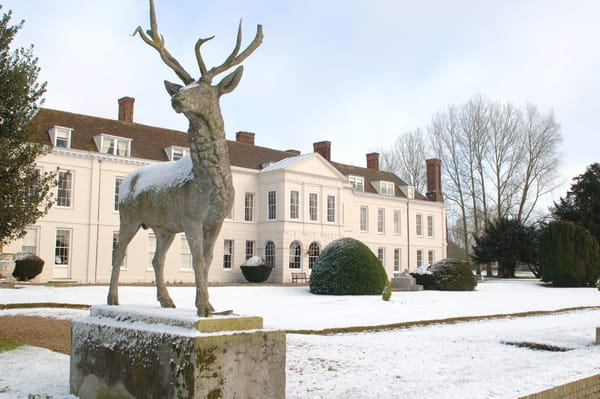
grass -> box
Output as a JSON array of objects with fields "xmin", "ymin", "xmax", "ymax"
[{"xmin": 0, "ymin": 337, "xmax": 24, "ymax": 352}]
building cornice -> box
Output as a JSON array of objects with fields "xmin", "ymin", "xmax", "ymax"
[{"xmin": 51, "ymin": 147, "xmax": 154, "ymax": 166}]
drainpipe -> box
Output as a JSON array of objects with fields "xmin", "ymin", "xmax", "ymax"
[
  {"xmin": 93, "ymin": 159, "xmax": 102, "ymax": 283},
  {"xmin": 406, "ymin": 200, "xmax": 411, "ymax": 270}
]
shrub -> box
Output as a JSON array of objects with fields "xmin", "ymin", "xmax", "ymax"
[
  {"xmin": 12, "ymin": 253, "xmax": 44, "ymax": 281},
  {"xmin": 310, "ymin": 238, "xmax": 388, "ymax": 295},
  {"xmin": 382, "ymin": 280, "xmax": 392, "ymax": 301},
  {"xmin": 411, "ymin": 259, "xmax": 477, "ymax": 291},
  {"xmin": 539, "ymin": 221, "xmax": 600, "ymax": 287}
]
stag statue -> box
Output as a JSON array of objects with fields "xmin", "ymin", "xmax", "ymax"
[{"xmin": 107, "ymin": 0, "xmax": 263, "ymax": 317}]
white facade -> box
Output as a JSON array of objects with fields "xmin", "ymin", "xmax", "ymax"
[{"xmin": 6, "ymin": 107, "xmax": 447, "ymax": 284}]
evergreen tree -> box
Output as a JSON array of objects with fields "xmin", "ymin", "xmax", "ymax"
[
  {"xmin": 471, "ymin": 217, "xmax": 537, "ymax": 278},
  {"xmin": 0, "ymin": 6, "xmax": 54, "ymax": 248},
  {"xmin": 551, "ymin": 163, "xmax": 600, "ymax": 245},
  {"xmin": 539, "ymin": 220, "xmax": 599, "ymax": 287}
]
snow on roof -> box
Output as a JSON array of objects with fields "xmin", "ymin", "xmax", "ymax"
[{"xmin": 259, "ymin": 152, "xmax": 315, "ymax": 172}]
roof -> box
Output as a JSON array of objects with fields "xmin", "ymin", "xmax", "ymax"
[{"xmin": 32, "ymin": 107, "xmax": 429, "ymax": 201}]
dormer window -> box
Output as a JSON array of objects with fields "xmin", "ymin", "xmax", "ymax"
[
  {"xmin": 378, "ymin": 181, "xmax": 395, "ymax": 196},
  {"xmin": 49, "ymin": 126, "xmax": 72, "ymax": 148},
  {"xmin": 348, "ymin": 175, "xmax": 364, "ymax": 192},
  {"xmin": 165, "ymin": 146, "xmax": 189, "ymax": 161},
  {"xmin": 94, "ymin": 134, "xmax": 132, "ymax": 157}
]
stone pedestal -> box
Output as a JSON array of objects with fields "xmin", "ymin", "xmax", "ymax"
[
  {"xmin": 71, "ymin": 305, "xmax": 286, "ymax": 399},
  {"xmin": 390, "ymin": 275, "xmax": 423, "ymax": 291}
]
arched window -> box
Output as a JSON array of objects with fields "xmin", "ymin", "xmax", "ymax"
[
  {"xmin": 289, "ymin": 241, "xmax": 302, "ymax": 269},
  {"xmin": 265, "ymin": 241, "xmax": 275, "ymax": 269},
  {"xmin": 308, "ymin": 242, "xmax": 320, "ymax": 269}
]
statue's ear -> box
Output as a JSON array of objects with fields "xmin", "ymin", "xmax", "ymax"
[
  {"xmin": 164, "ymin": 80, "xmax": 183, "ymax": 97},
  {"xmin": 217, "ymin": 66, "xmax": 243, "ymax": 96}
]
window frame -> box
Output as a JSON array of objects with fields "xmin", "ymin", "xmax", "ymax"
[
  {"xmin": 308, "ymin": 192, "xmax": 318, "ymax": 222},
  {"xmin": 394, "ymin": 248, "xmax": 401, "ymax": 272},
  {"xmin": 428, "ymin": 250, "xmax": 435, "ymax": 265},
  {"xmin": 49, "ymin": 126, "xmax": 72, "ymax": 148},
  {"xmin": 416, "ymin": 213, "xmax": 423, "ymax": 236},
  {"xmin": 393, "ymin": 210, "xmax": 401, "ymax": 235},
  {"xmin": 56, "ymin": 170, "xmax": 73, "ymax": 208},
  {"xmin": 223, "ymin": 239, "xmax": 234, "ymax": 269},
  {"xmin": 308, "ymin": 242, "xmax": 320, "ymax": 269},
  {"xmin": 21, "ymin": 227, "xmax": 39, "ymax": 255},
  {"xmin": 377, "ymin": 208, "xmax": 385, "ymax": 234},
  {"xmin": 360, "ymin": 206, "xmax": 368, "ymax": 232},
  {"xmin": 245, "ymin": 240, "xmax": 255, "ymax": 260},
  {"xmin": 326, "ymin": 195, "xmax": 336, "ymax": 223},
  {"xmin": 427, "ymin": 215, "xmax": 434, "ymax": 238},
  {"xmin": 348, "ymin": 175, "xmax": 365, "ymax": 192},
  {"xmin": 290, "ymin": 190, "xmax": 300, "ymax": 220},
  {"xmin": 97, "ymin": 134, "xmax": 132, "ymax": 157},
  {"xmin": 289, "ymin": 241, "xmax": 302, "ymax": 269},
  {"xmin": 180, "ymin": 235, "xmax": 193, "ymax": 272},
  {"xmin": 265, "ymin": 241, "xmax": 276, "ymax": 269},
  {"xmin": 416, "ymin": 249, "xmax": 423, "ymax": 267},
  {"xmin": 114, "ymin": 177, "xmax": 123, "ymax": 212},
  {"xmin": 268, "ymin": 191, "xmax": 277, "ymax": 220},
  {"xmin": 54, "ymin": 229, "xmax": 72, "ymax": 266},
  {"xmin": 244, "ymin": 192, "xmax": 255, "ymax": 222},
  {"xmin": 377, "ymin": 247, "xmax": 385, "ymax": 266}
]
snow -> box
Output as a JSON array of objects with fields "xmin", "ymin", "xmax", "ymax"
[
  {"xmin": 260, "ymin": 152, "xmax": 314, "ymax": 172},
  {"xmin": 242, "ymin": 255, "xmax": 265, "ymax": 266},
  {"xmin": 119, "ymin": 155, "xmax": 194, "ymax": 200},
  {"xmin": 0, "ymin": 279, "xmax": 599, "ymax": 398}
]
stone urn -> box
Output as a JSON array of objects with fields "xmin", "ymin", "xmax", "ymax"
[
  {"xmin": 0, "ymin": 253, "xmax": 16, "ymax": 288},
  {"xmin": 240, "ymin": 256, "xmax": 273, "ymax": 283}
]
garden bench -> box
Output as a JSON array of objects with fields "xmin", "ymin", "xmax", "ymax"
[{"xmin": 291, "ymin": 272, "xmax": 309, "ymax": 284}]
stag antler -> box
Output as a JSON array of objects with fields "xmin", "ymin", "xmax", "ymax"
[{"xmin": 134, "ymin": 0, "xmax": 263, "ymax": 85}]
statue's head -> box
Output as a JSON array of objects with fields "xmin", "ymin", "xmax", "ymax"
[
  {"xmin": 134, "ymin": 0, "xmax": 262, "ymax": 124},
  {"xmin": 164, "ymin": 66, "xmax": 243, "ymax": 121}
]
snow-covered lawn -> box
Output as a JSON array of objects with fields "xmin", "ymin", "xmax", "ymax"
[{"xmin": 0, "ymin": 279, "xmax": 599, "ymax": 398}]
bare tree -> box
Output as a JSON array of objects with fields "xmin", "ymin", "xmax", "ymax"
[
  {"xmin": 379, "ymin": 128, "xmax": 428, "ymax": 194},
  {"xmin": 515, "ymin": 104, "xmax": 562, "ymax": 223}
]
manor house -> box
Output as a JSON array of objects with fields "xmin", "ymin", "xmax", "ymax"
[{"xmin": 5, "ymin": 97, "xmax": 447, "ymax": 283}]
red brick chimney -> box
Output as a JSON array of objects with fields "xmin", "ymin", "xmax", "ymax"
[
  {"xmin": 236, "ymin": 131, "xmax": 255, "ymax": 145},
  {"xmin": 426, "ymin": 158, "xmax": 443, "ymax": 202},
  {"xmin": 366, "ymin": 152, "xmax": 379, "ymax": 171},
  {"xmin": 118, "ymin": 97, "xmax": 135, "ymax": 122},
  {"xmin": 313, "ymin": 141, "xmax": 331, "ymax": 161}
]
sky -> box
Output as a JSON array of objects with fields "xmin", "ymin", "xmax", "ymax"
[{"xmin": 5, "ymin": 0, "xmax": 600, "ymax": 207}]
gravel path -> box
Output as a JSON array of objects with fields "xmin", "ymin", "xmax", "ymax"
[{"xmin": 0, "ymin": 315, "xmax": 71, "ymax": 354}]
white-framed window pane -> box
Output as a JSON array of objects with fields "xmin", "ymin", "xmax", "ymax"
[
  {"xmin": 349, "ymin": 176, "xmax": 364, "ymax": 192},
  {"xmin": 428, "ymin": 250, "xmax": 435, "ymax": 264},
  {"xmin": 181, "ymin": 235, "xmax": 192, "ymax": 271},
  {"xmin": 290, "ymin": 190, "xmax": 299, "ymax": 219},
  {"xmin": 55, "ymin": 229, "xmax": 71, "ymax": 265},
  {"xmin": 268, "ymin": 191, "xmax": 277, "ymax": 220},
  {"xmin": 417, "ymin": 250, "xmax": 423, "ymax": 267},
  {"xmin": 360, "ymin": 206, "xmax": 368, "ymax": 232},
  {"xmin": 308, "ymin": 242, "xmax": 320, "ymax": 269},
  {"xmin": 245, "ymin": 240, "xmax": 255, "ymax": 260},
  {"xmin": 265, "ymin": 241, "xmax": 275, "ymax": 269},
  {"xmin": 21, "ymin": 228, "xmax": 39, "ymax": 254},
  {"xmin": 114, "ymin": 177, "xmax": 123, "ymax": 212},
  {"xmin": 309, "ymin": 193, "xmax": 318, "ymax": 221},
  {"xmin": 117, "ymin": 139, "xmax": 129, "ymax": 156},
  {"xmin": 327, "ymin": 195, "xmax": 336, "ymax": 223},
  {"xmin": 223, "ymin": 240, "xmax": 234, "ymax": 269},
  {"xmin": 289, "ymin": 241, "xmax": 302, "ymax": 269},
  {"xmin": 394, "ymin": 210, "xmax": 401, "ymax": 234},
  {"xmin": 394, "ymin": 248, "xmax": 401, "ymax": 272},
  {"xmin": 377, "ymin": 208, "xmax": 385, "ymax": 233},
  {"xmin": 57, "ymin": 170, "xmax": 73, "ymax": 207},
  {"xmin": 416, "ymin": 214, "xmax": 423, "ymax": 236},
  {"xmin": 427, "ymin": 215, "xmax": 434, "ymax": 237},
  {"xmin": 244, "ymin": 192, "xmax": 254, "ymax": 222},
  {"xmin": 378, "ymin": 247, "xmax": 385, "ymax": 266},
  {"xmin": 55, "ymin": 129, "xmax": 70, "ymax": 148}
]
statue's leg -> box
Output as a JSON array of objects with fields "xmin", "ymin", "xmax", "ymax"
[
  {"xmin": 202, "ymin": 226, "xmax": 221, "ymax": 313},
  {"xmin": 107, "ymin": 223, "xmax": 140, "ymax": 305},
  {"xmin": 152, "ymin": 229, "xmax": 176, "ymax": 308},
  {"xmin": 185, "ymin": 231, "xmax": 210, "ymax": 317}
]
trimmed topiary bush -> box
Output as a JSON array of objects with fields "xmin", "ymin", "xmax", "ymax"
[
  {"xmin": 539, "ymin": 221, "xmax": 600, "ymax": 287},
  {"xmin": 12, "ymin": 252, "xmax": 44, "ymax": 281},
  {"xmin": 411, "ymin": 259, "xmax": 477, "ymax": 291},
  {"xmin": 309, "ymin": 238, "xmax": 388, "ymax": 295}
]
